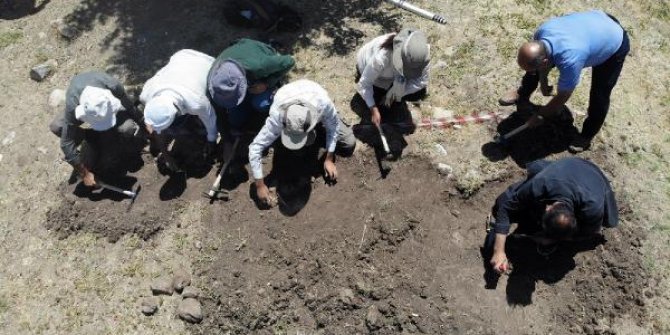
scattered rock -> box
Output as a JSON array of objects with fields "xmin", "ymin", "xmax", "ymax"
[
  {"xmin": 194, "ymin": 240, "xmax": 202, "ymax": 250},
  {"xmin": 434, "ymin": 143, "xmax": 448, "ymax": 156},
  {"xmin": 366, "ymin": 305, "xmax": 383, "ymax": 330},
  {"xmin": 432, "ymin": 60, "xmax": 448, "ymax": 70},
  {"xmin": 177, "ymin": 298, "xmax": 203, "ymax": 323},
  {"xmin": 140, "ymin": 296, "xmax": 161, "ymax": 316},
  {"xmin": 30, "ymin": 59, "xmax": 57, "ymax": 82},
  {"xmin": 181, "ymin": 286, "xmax": 201, "ymax": 299},
  {"xmin": 431, "ymin": 108, "xmax": 454, "ymax": 120},
  {"xmin": 150, "ymin": 276, "xmax": 174, "ymax": 296},
  {"xmin": 434, "ymin": 162, "xmax": 453, "ymax": 176},
  {"xmin": 173, "ymin": 269, "xmax": 192, "ymax": 293},
  {"xmin": 52, "ymin": 19, "xmax": 78, "ymax": 40},
  {"xmin": 2, "ymin": 131, "xmax": 16, "ymax": 146},
  {"xmin": 47, "ymin": 89, "xmax": 66, "ymax": 109}
]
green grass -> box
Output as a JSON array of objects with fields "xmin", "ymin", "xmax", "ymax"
[
  {"xmin": 0, "ymin": 295, "xmax": 9, "ymax": 314},
  {"xmin": 0, "ymin": 30, "xmax": 23, "ymax": 49}
]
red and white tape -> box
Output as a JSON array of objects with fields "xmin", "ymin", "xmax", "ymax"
[{"xmin": 415, "ymin": 111, "xmax": 504, "ymax": 130}]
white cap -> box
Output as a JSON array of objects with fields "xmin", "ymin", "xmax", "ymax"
[
  {"xmin": 74, "ymin": 86, "xmax": 124, "ymax": 131},
  {"xmin": 144, "ymin": 95, "xmax": 178, "ymax": 134}
]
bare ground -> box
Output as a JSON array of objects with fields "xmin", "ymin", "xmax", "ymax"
[{"xmin": 1, "ymin": 0, "xmax": 669, "ymax": 334}]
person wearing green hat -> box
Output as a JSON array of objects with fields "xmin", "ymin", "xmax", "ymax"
[{"xmin": 207, "ymin": 39, "xmax": 295, "ymax": 135}]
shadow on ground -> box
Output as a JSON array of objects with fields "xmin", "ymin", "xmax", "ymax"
[
  {"xmin": 63, "ymin": 0, "xmax": 401, "ymax": 83},
  {"xmin": 0, "ymin": 0, "xmax": 51, "ymax": 20},
  {"xmin": 481, "ymin": 105, "xmax": 579, "ymax": 167}
]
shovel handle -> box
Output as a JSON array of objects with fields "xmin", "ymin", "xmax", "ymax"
[
  {"xmin": 376, "ymin": 125, "xmax": 391, "ymax": 155},
  {"xmin": 502, "ymin": 122, "xmax": 529, "ymax": 140},
  {"xmin": 96, "ymin": 181, "xmax": 137, "ymax": 198}
]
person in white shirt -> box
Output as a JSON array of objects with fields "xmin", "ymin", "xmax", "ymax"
[
  {"xmin": 249, "ymin": 79, "xmax": 356, "ymax": 205},
  {"xmin": 140, "ymin": 49, "xmax": 218, "ymax": 172},
  {"xmin": 356, "ymin": 28, "xmax": 430, "ymax": 126}
]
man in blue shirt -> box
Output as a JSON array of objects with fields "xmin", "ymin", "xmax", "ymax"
[
  {"xmin": 499, "ymin": 10, "xmax": 630, "ymax": 153},
  {"xmin": 486, "ymin": 157, "xmax": 619, "ymax": 274}
]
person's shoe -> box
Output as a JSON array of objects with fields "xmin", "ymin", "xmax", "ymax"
[
  {"xmin": 499, "ymin": 89, "xmax": 520, "ymax": 106},
  {"xmin": 568, "ymin": 135, "xmax": 592, "ymax": 154}
]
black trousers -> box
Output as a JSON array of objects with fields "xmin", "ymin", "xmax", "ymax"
[{"xmin": 518, "ymin": 16, "xmax": 630, "ymax": 139}]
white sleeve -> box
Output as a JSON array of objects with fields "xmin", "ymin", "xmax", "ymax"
[
  {"xmin": 356, "ymin": 53, "xmax": 385, "ymax": 108},
  {"xmin": 404, "ymin": 66, "xmax": 429, "ymax": 96},
  {"xmin": 323, "ymin": 103, "xmax": 339, "ymax": 153},
  {"xmin": 249, "ymin": 115, "xmax": 283, "ymax": 180},
  {"xmin": 200, "ymin": 103, "xmax": 218, "ymax": 142}
]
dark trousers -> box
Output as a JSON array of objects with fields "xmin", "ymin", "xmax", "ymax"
[{"xmin": 518, "ymin": 16, "xmax": 630, "ymax": 139}]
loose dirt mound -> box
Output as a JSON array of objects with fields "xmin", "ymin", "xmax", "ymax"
[{"xmin": 189, "ymin": 156, "xmax": 652, "ymax": 334}]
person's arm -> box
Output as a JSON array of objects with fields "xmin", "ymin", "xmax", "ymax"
[
  {"xmin": 200, "ymin": 103, "xmax": 219, "ymax": 143},
  {"xmin": 249, "ymin": 115, "xmax": 282, "ymax": 181},
  {"xmin": 537, "ymin": 90, "xmax": 572, "ymax": 118},
  {"xmin": 322, "ymin": 103, "xmax": 340, "ymax": 181},
  {"xmin": 109, "ymin": 80, "xmax": 142, "ymax": 124},
  {"xmin": 357, "ymin": 60, "xmax": 384, "ymax": 125}
]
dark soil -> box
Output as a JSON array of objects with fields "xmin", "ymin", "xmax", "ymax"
[{"xmin": 186, "ymin": 155, "xmax": 652, "ymax": 335}]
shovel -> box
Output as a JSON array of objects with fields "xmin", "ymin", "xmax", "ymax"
[
  {"xmin": 204, "ymin": 136, "xmax": 241, "ymax": 202},
  {"xmin": 493, "ymin": 122, "xmax": 529, "ymax": 145},
  {"xmin": 376, "ymin": 124, "xmax": 393, "ymax": 159}
]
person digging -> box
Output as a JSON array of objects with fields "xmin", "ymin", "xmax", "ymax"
[
  {"xmin": 49, "ymin": 71, "xmax": 144, "ymax": 188},
  {"xmin": 248, "ymin": 79, "xmax": 356, "ymax": 207},
  {"xmin": 140, "ymin": 49, "xmax": 219, "ymax": 173},
  {"xmin": 499, "ymin": 10, "xmax": 629, "ymax": 153},
  {"xmin": 486, "ymin": 157, "xmax": 619, "ymax": 275}
]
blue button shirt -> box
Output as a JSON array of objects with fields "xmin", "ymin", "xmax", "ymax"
[{"xmin": 535, "ymin": 10, "xmax": 624, "ymax": 92}]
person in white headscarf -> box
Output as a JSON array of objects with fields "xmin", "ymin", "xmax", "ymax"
[
  {"xmin": 356, "ymin": 28, "xmax": 431, "ymax": 126},
  {"xmin": 140, "ymin": 49, "xmax": 218, "ymax": 172},
  {"xmin": 49, "ymin": 71, "xmax": 143, "ymax": 187}
]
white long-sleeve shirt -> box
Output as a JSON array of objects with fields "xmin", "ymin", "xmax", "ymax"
[
  {"xmin": 356, "ymin": 34, "xmax": 430, "ymax": 108},
  {"xmin": 140, "ymin": 49, "xmax": 218, "ymax": 142},
  {"xmin": 248, "ymin": 79, "xmax": 339, "ymax": 180}
]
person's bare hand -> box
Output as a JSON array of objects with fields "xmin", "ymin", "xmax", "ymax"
[
  {"xmin": 371, "ymin": 107, "xmax": 381, "ymax": 127},
  {"xmin": 324, "ymin": 159, "xmax": 338, "ymax": 182},
  {"xmin": 490, "ymin": 251, "xmax": 510, "ymax": 274},
  {"xmin": 82, "ymin": 171, "xmax": 97, "ymax": 188}
]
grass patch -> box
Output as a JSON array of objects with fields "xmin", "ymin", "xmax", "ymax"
[
  {"xmin": 0, "ymin": 30, "xmax": 23, "ymax": 49},
  {"xmin": 0, "ymin": 295, "xmax": 8, "ymax": 314}
]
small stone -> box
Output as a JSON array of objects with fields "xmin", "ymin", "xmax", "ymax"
[
  {"xmin": 194, "ymin": 240, "xmax": 202, "ymax": 250},
  {"xmin": 434, "ymin": 143, "xmax": 448, "ymax": 155},
  {"xmin": 30, "ymin": 59, "xmax": 57, "ymax": 82},
  {"xmin": 151, "ymin": 276, "xmax": 174, "ymax": 296},
  {"xmin": 173, "ymin": 269, "xmax": 192, "ymax": 293},
  {"xmin": 47, "ymin": 89, "xmax": 66, "ymax": 109},
  {"xmin": 53, "ymin": 19, "xmax": 78, "ymax": 39},
  {"xmin": 339, "ymin": 288, "xmax": 355, "ymax": 305},
  {"xmin": 366, "ymin": 305, "xmax": 383, "ymax": 330},
  {"xmin": 140, "ymin": 296, "xmax": 160, "ymax": 316},
  {"xmin": 435, "ymin": 163, "xmax": 453, "ymax": 176},
  {"xmin": 432, "ymin": 60, "xmax": 448, "ymax": 70},
  {"xmin": 181, "ymin": 286, "xmax": 201, "ymax": 299},
  {"xmin": 177, "ymin": 298, "xmax": 203, "ymax": 323}
]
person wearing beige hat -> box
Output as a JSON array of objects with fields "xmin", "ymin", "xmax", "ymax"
[
  {"xmin": 356, "ymin": 28, "xmax": 431, "ymax": 126},
  {"xmin": 49, "ymin": 71, "xmax": 143, "ymax": 187},
  {"xmin": 248, "ymin": 79, "xmax": 356, "ymax": 206}
]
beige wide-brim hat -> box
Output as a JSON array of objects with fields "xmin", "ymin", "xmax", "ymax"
[
  {"xmin": 392, "ymin": 28, "xmax": 430, "ymax": 79},
  {"xmin": 280, "ymin": 100, "xmax": 319, "ymax": 150}
]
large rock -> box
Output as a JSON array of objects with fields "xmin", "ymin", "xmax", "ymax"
[
  {"xmin": 30, "ymin": 59, "xmax": 57, "ymax": 82},
  {"xmin": 140, "ymin": 296, "xmax": 161, "ymax": 316},
  {"xmin": 177, "ymin": 298, "xmax": 203, "ymax": 323},
  {"xmin": 172, "ymin": 269, "xmax": 192, "ymax": 293},
  {"xmin": 150, "ymin": 276, "xmax": 174, "ymax": 296},
  {"xmin": 52, "ymin": 19, "xmax": 78, "ymax": 40},
  {"xmin": 47, "ymin": 89, "xmax": 66, "ymax": 109}
]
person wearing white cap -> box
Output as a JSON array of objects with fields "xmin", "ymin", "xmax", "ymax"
[
  {"xmin": 356, "ymin": 28, "xmax": 431, "ymax": 126},
  {"xmin": 140, "ymin": 49, "xmax": 218, "ymax": 172},
  {"xmin": 248, "ymin": 79, "xmax": 356, "ymax": 206},
  {"xmin": 49, "ymin": 71, "xmax": 143, "ymax": 187}
]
